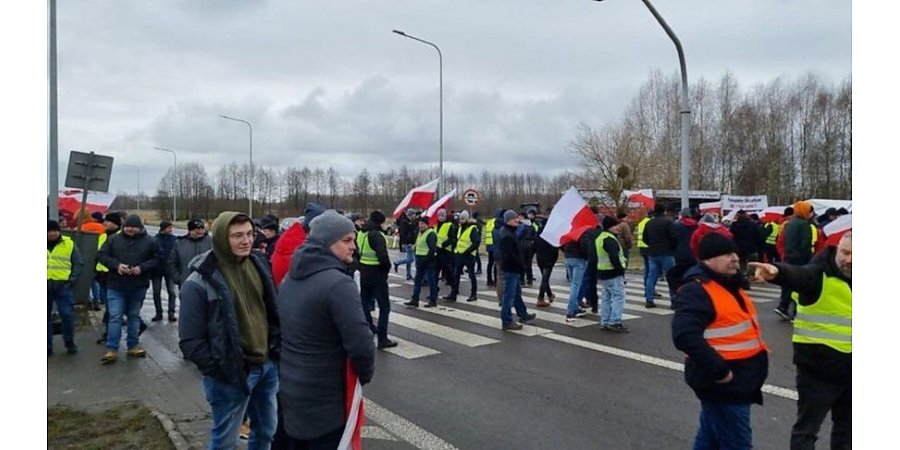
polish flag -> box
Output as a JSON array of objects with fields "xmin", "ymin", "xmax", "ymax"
[
  {"xmin": 540, "ymin": 187, "xmax": 599, "ymax": 247},
  {"xmin": 699, "ymin": 201, "xmax": 721, "ymax": 215},
  {"xmin": 623, "ymin": 188, "xmax": 655, "ymax": 210},
  {"xmin": 57, "ymin": 189, "xmax": 117, "ymax": 224},
  {"xmin": 823, "ymin": 214, "xmax": 851, "ymax": 247},
  {"xmin": 339, "ymin": 359, "xmax": 364, "ymax": 450},
  {"xmin": 392, "ymin": 178, "xmax": 440, "ymax": 219},
  {"xmin": 424, "ymin": 189, "xmax": 457, "ymax": 226},
  {"xmin": 761, "ymin": 206, "xmax": 787, "ymax": 223}
]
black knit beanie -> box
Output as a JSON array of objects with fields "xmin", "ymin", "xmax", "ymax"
[{"xmin": 698, "ymin": 233, "xmax": 739, "ymax": 260}]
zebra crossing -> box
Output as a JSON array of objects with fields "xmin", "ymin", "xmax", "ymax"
[{"xmin": 375, "ymin": 266, "xmax": 784, "ymax": 360}]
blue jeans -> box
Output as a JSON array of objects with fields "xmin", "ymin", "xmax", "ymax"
[
  {"xmin": 501, "ymin": 272, "xmax": 529, "ymax": 324},
  {"xmin": 565, "ymin": 258, "xmax": 587, "ymax": 316},
  {"xmin": 693, "ymin": 400, "xmax": 752, "ymax": 450},
  {"xmin": 599, "ymin": 276, "xmax": 626, "ymax": 326},
  {"xmin": 90, "ymin": 280, "xmax": 101, "ymax": 305},
  {"xmin": 396, "ymin": 244, "xmax": 415, "ymax": 279},
  {"xmin": 106, "ymin": 285, "xmax": 148, "ymax": 351},
  {"xmin": 412, "ymin": 259, "xmax": 438, "ymax": 302},
  {"xmin": 48, "ymin": 283, "xmax": 75, "ymax": 351},
  {"xmin": 202, "ymin": 359, "xmax": 279, "ymax": 450},
  {"xmin": 644, "ymin": 255, "xmax": 674, "ymax": 303}
]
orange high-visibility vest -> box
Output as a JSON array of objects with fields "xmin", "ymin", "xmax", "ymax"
[{"xmin": 700, "ymin": 281, "xmax": 769, "ymax": 360}]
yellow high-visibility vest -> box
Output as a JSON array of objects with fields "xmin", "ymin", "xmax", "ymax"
[
  {"xmin": 455, "ymin": 225, "xmax": 477, "ymax": 255},
  {"xmin": 595, "ymin": 231, "xmax": 626, "ymax": 270},
  {"xmin": 810, "ymin": 225, "xmax": 818, "ymax": 252},
  {"xmin": 636, "ymin": 217, "xmax": 650, "ymax": 249},
  {"xmin": 416, "ymin": 228, "xmax": 436, "ymax": 256},
  {"xmin": 436, "ymin": 222, "xmax": 452, "ymax": 248},
  {"xmin": 793, "ymin": 274, "xmax": 852, "ymax": 353},
  {"xmin": 48, "ymin": 236, "xmax": 74, "ymax": 281},
  {"xmin": 356, "ymin": 231, "xmax": 379, "ymax": 266},
  {"xmin": 765, "ymin": 222, "xmax": 780, "ymax": 245},
  {"xmin": 484, "ymin": 219, "xmax": 495, "ymax": 246}
]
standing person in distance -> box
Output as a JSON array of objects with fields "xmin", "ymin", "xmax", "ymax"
[
  {"xmin": 47, "ymin": 220, "xmax": 83, "ymax": 356},
  {"xmin": 178, "ymin": 212, "xmax": 281, "ymax": 449},
  {"xmin": 445, "ymin": 210, "xmax": 480, "ymax": 302},
  {"xmin": 404, "ymin": 216, "xmax": 439, "ymax": 308},
  {"xmin": 498, "ymin": 210, "xmax": 537, "ymax": 330},
  {"xmin": 643, "ymin": 204, "xmax": 679, "ymax": 308},
  {"xmin": 672, "ymin": 233, "xmax": 769, "ymax": 450},
  {"xmin": 534, "ymin": 225, "xmax": 559, "ymax": 308},
  {"xmin": 151, "ymin": 220, "xmax": 178, "ymax": 322},
  {"xmin": 276, "ymin": 211, "xmax": 375, "ymax": 448},
  {"xmin": 393, "ymin": 208, "xmax": 418, "ymax": 281},
  {"xmin": 596, "ymin": 216, "xmax": 628, "ymax": 332},
  {"xmin": 168, "ymin": 219, "xmax": 213, "ymax": 291},
  {"xmin": 357, "ymin": 211, "xmax": 397, "ymax": 349},
  {"xmin": 774, "ymin": 201, "xmax": 817, "ymax": 321}
]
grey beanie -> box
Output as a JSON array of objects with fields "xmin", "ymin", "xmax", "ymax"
[
  {"xmin": 459, "ymin": 210, "xmax": 470, "ymax": 222},
  {"xmin": 503, "ymin": 209, "xmax": 518, "ymax": 224},
  {"xmin": 701, "ymin": 213, "xmax": 717, "ymax": 223},
  {"xmin": 308, "ymin": 210, "xmax": 356, "ymax": 246}
]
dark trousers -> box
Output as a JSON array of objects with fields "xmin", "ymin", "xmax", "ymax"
[
  {"xmin": 486, "ymin": 247, "xmax": 496, "ymax": 284},
  {"xmin": 411, "ymin": 258, "xmax": 438, "ymax": 303},
  {"xmin": 475, "ymin": 251, "xmax": 482, "ymax": 273},
  {"xmin": 538, "ymin": 265, "xmax": 554, "ymax": 299},
  {"xmin": 521, "ymin": 243, "xmax": 536, "ymax": 284},
  {"xmin": 151, "ymin": 274, "xmax": 178, "ymax": 316},
  {"xmin": 579, "ymin": 264, "xmax": 598, "ymax": 310},
  {"xmin": 450, "ymin": 254, "xmax": 477, "ymax": 299},
  {"xmin": 437, "ymin": 249, "xmax": 454, "ymax": 285},
  {"xmin": 791, "ymin": 367, "xmax": 852, "ymax": 450},
  {"xmin": 763, "ymin": 244, "xmax": 780, "ymax": 263},
  {"xmin": 359, "ymin": 268, "xmax": 390, "ymax": 342},
  {"xmin": 666, "ymin": 262, "xmax": 694, "ymax": 308}
]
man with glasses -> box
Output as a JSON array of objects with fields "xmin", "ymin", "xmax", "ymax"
[{"xmin": 179, "ymin": 212, "xmax": 281, "ymax": 449}]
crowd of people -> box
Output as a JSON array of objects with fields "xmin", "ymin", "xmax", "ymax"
[{"xmin": 47, "ymin": 197, "xmax": 851, "ymax": 449}]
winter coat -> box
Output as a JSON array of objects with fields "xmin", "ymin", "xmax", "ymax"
[
  {"xmin": 397, "ymin": 215, "xmax": 417, "ymax": 246},
  {"xmin": 178, "ymin": 250, "xmax": 281, "ymax": 393},
  {"xmin": 359, "ymin": 220, "xmax": 391, "ymax": 272},
  {"xmin": 643, "ymin": 215, "xmax": 679, "ymax": 256},
  {"xmin": 153, "ymin": 232, "xmax": 177, "ymax": 277},
  {"xmin": 498, "ymin": 224, "xmax": 526, "ymax": 273},
  {"xmin": 276, "ymin": 239, "xmax": 375, "ymax": 440},
  {"xmin": 168, "ymin": 233, "xmax": 213, "ymax": 285},
  {"xmin": 672, "ymin": 218, "xmax": 699, "ymax": 265},
  {"xmin": 672, "ymin": 264, "xmax": 769, "ymax": 405},
  {"xmin": 783, "ymin": 216, "xmax": 815, "ymax": 264},
  {"xmin": 270, "ymin": 222, "xmax": 308, "ymax": 286},
  {"xmin": 729, "ymin": 217, "xmax": 762, "ymax": 257},
  {"xmin": 98, "ymin": 229, "xmax": 163, "ymax": 289}
]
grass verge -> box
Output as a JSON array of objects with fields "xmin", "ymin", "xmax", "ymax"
[{"xmin": 48, "ymin": 402, "xmax": 174, "ymax": 450}]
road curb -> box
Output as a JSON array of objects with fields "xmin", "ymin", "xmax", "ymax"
[{"xmin": 147, "ymin": 404, "xmax": 193, "ymax": 450}]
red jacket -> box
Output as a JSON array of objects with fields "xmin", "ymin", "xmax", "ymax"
[
  {"xmin": 271, "ymin": 223, "xmax": 308, "ymax": 286},
  {"xmin": 690, "ymin": 222, "xmax": 734, "ymax": 260}
]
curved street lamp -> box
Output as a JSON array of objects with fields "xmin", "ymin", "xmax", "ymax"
[
  {"xmin": 219, "ymin": 115, "xmax": 254, "ymax": 217},
  {"xmin": 392, "ymin": 29, "xmax": 444, "ymax": 196}
]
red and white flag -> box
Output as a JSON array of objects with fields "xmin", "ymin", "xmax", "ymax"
[
  {"xmin": 699, "ymin": 201, "xmax": 722, "ymax": 215},
  {"xmin": 540, "ymin": 187, "xmax": 599, "ymax": 247},
  {"xmin": 823, "ymin": 214, "xmax": 851, "ymax": 247},
  {"xmin": 339, "ymin": 359, "xmax": 364, "ymax": 450},
  {"xmin": 392, "ymin": 178, "xmax": 440, "ymax": 219},
  {"xmin": 760, "ymin": 206, "xmax": 787, "ymax": 223},
  {"xmin": 424, "ymin": 189, "xmax": 457, "ymax": 226},
  {"xmin": 623, "ymin": 188, "xmax": 655, "ymax": 210},
  {"xmin": 57, "ymin": 189, "xmax": 117, "ymax": 223}
]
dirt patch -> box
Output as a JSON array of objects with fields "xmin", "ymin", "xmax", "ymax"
[{"xmin": 48, "ymin": 402, "xmax": 174, "ymax": 450}]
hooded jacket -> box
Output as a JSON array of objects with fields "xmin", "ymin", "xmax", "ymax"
[
  {"xmin": 98, "ymin": 227, "xmax": 163, "ymax": 289},
  {"xmin": 178, "ymin": 213, "xmax": 281, "ymax": 392},
  {"xmin": 498, "ymin": 223, "xmax": 526, "ymax": 273},
  {"xmin": 783, "ymin": 216, "xmax": 815, "ymax": 264},
  {"xmin": 672, "ymin": 264, "xmax": 769, "ymax": 405},
  {"xmin": 168, "ymin": 232, "xmax": 213, "ymax": 285},
  {"xmin": 276, "ymin": 238, "xmax": 375, "ymax": 440}
]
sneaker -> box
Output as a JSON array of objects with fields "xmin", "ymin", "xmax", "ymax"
[
  {"xmin": 151, "ymin": 314, "xmax": 163, "ymax": 322},
  {"xmin": 773, "ymin": 307, "xmax": 791, "ymax": 321},
  {"xmin": 536, "ymin": 299, "xmax": 551, "ymax": 307},
  {"xmin": 101, "ymin": 351, "xmax": 118, "ymax": 364},
  {"xmin": 239, "ymin": 420, "xmax": 250, "ymax": 440},
  {"xmin": 654, "ymin": 292, "xmax": 663, "ymax": 299},
  {"xmin": 424, "ymin": 301, "xmax": 437, "ymax": 308},
  {"xmin": 579, "ymin": 301, "xmax": 589, "ymax": 309},
  {"xmin": 565, "ymin": 315, "xmax": 579, "ymax": 323},
  {"xmin": 519, "ymin": 313, "xmax": 537, "ymax": 324},
  {"xmin": 466, "ymin": 296, "xmax": 478, "ymax": 302},
  {"xmin": 502, "ymin": 322, "xmax": 523, "ymax": 331},
  {"xmin": 127, "ymin": 347, "xmax": 147, "ymax": 358},
  {"xmin": 605, "ymin": 323, "xmax": 630, "ymax": 333},
  {"xmin": 378, "ymin": 339, "xmax": 398, "ymax": 349},
  {"xmin": 644, "ymin": 302, "xmax": 657, "ymax": 309},
  {"xmin": 574, "ymin": 310, "xmax": 587, "ymax": 318},
  {"xmin": 403, "ymin": 300, "xmax": 419, "ymax": 307},
  {"xmin": 168, "ymin": 314, "xmax": 177, "ymax": 322},
  {"xmin": 591, "ymin": 307, "xmax": 598, "ymax": 314},
  {"xmin": 442, "ymin": 295, "xmax": 456, "ymax": 302}
]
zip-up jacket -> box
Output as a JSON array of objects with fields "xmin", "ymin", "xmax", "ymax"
[
  {"xmin": 98, "ymin": 229, "xmax": 163, "ymax": 289},
  {"xmin": 168, "ymin": 233, "xmax": 213, "ymax": 285}
]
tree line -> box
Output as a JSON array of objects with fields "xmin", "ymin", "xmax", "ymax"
[{"xmin": 110, "ymin": 71, "xmax": 850, "ymax": 221}]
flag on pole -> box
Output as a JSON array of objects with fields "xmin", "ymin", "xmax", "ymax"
[
  {"xmin": 822, "ymin": 214, "xmax": 851, "ymax": 247},
  {"xmin": 392, "ymin": 178, "xmax": 440, "ymax": 219},
  {"xmin": 540, "ymin": 187, "xmax": 599, "ymax": 247},
  {"xmin": 339, "ymin": 359, "xmax": 364, "ymax": 450},
  {"xmin": 623, "ymin": 188, "xmax": 655, "ymax": 210},
  {"xmin": 424, "ymin": 189, "xmax": 457, "ymax": 226},
  {"xmin": 57, "ymin": 189, "xmax": 117, "ymax": 225}
]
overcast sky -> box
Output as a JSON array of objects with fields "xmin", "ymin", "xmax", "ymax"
[{"xmin": 51, "ymin": 0, "xmax": 851, "ymax": 195}]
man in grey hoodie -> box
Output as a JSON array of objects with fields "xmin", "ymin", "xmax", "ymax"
[{"xmin": 276, "ymin": 210, "xmax": 375, "ymax": 447}]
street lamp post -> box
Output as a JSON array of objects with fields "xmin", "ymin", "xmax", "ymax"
[
  {"xmin": 121, "ymin": 164, "xmax": 142, "ymax": 210},
  {"xmin": 154, "ymin": 147, "xmax": 178, "ymax": 220},
  {"xmin": 219, "ymin": 115, "xmax": 254, "ymax": 217},
  {"xmin": 594, "ymin": 0, "xmax": 691, "ymax": 209},
  {"xmin": 392, "ymin": 29, "xmax": 443, "ymax": 195}
]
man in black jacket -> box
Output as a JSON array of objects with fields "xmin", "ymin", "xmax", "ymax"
[
  {"xmin": 643, "ymin": 204, "xmax": 679, "ymax": 308},
  {"xmin": 672, "ymin": 233, "xmax": 769, "ymax": 449},
  {"xmin": 498, "ymin": 210, "xmax": 537, "ymax": 330},
  {"xmin": 596, "ymin": 216, "xmax": 628, "ymax": 332},
  {"xmin": 749, "ymin": 233, "xmax": 852, "ymax": 449},
  {"xmin": 404, "ymin": 216, "xmax": 439, "ymax": 308},
  {"xmin": 393, "ymin": 209, "xmax": 418, "ymax": 281},
  {"xmin": 357, "ymin": 211, "xmax": 397, "ymax": 349},
  {"xmin": 435, "ymin": 208, "xmax": 458, "ymax": 287},
  {"xmin": 445, "ymin": 210, "xmax": 481, "ymax": 302},
  {"xmin": 276, "ymin": 210, "xmax": 375, "ymax": 448},
  {"xmin": 98, "ymin": 214, "xmax": 163, "ymax": 364},
  {"xmin": 729, "ymin": 211, "xmax": 762, "ymax": 276},
  {"xmin": 178, "ymin": 212, "xmax": 281, "ymax": 449},
  {"xmin": 151, "ymin": 220, "xmax": 178, "ymax": 322}
]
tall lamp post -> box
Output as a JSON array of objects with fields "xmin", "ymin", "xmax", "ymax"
[
  {"xmin": 154, "ymin": 147, "xmax": 178, "ymax": 220},
  {"xmin": 594, "ymin": 0, "xmax": 691, "ymax": 209},
  {"xmin": 219, "ymin": 115, "xmax": 254, "ymax": 217},
  {"xmin": 121, "ymin": 164, "xmax": 142, "ymax": 210},
  {"xmin": 392, "ymin": 29, "xmax": 443, "ymax": 195}
]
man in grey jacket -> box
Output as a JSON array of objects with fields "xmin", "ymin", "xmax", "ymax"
[
  {"xmin": 168, "ymin": 218, "xmax": 213, "ymax": 287},
  {"xmin": 276, "ymin": 210, "xmax": 375, "ymax": 447}
]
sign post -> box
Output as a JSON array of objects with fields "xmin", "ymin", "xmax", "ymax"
[
  {"xmin": 463, "ymin": 189, "xmax": 480, "ymax": 207},
  {"xmin": 65, "ymin": 151, "xmax": 114, "ymax": 244}
]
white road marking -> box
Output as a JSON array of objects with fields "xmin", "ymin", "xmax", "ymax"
[
  {"xmin": 365, "ymin": 398, "xmax": 459, "ymax": 450},
  {"xmin": 388, "ymin": 296, "xmax": 553, "ymax": 337},
  {"xmin": 387, "ymin": 311, "xmax": 501, "ymax": 347}
]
